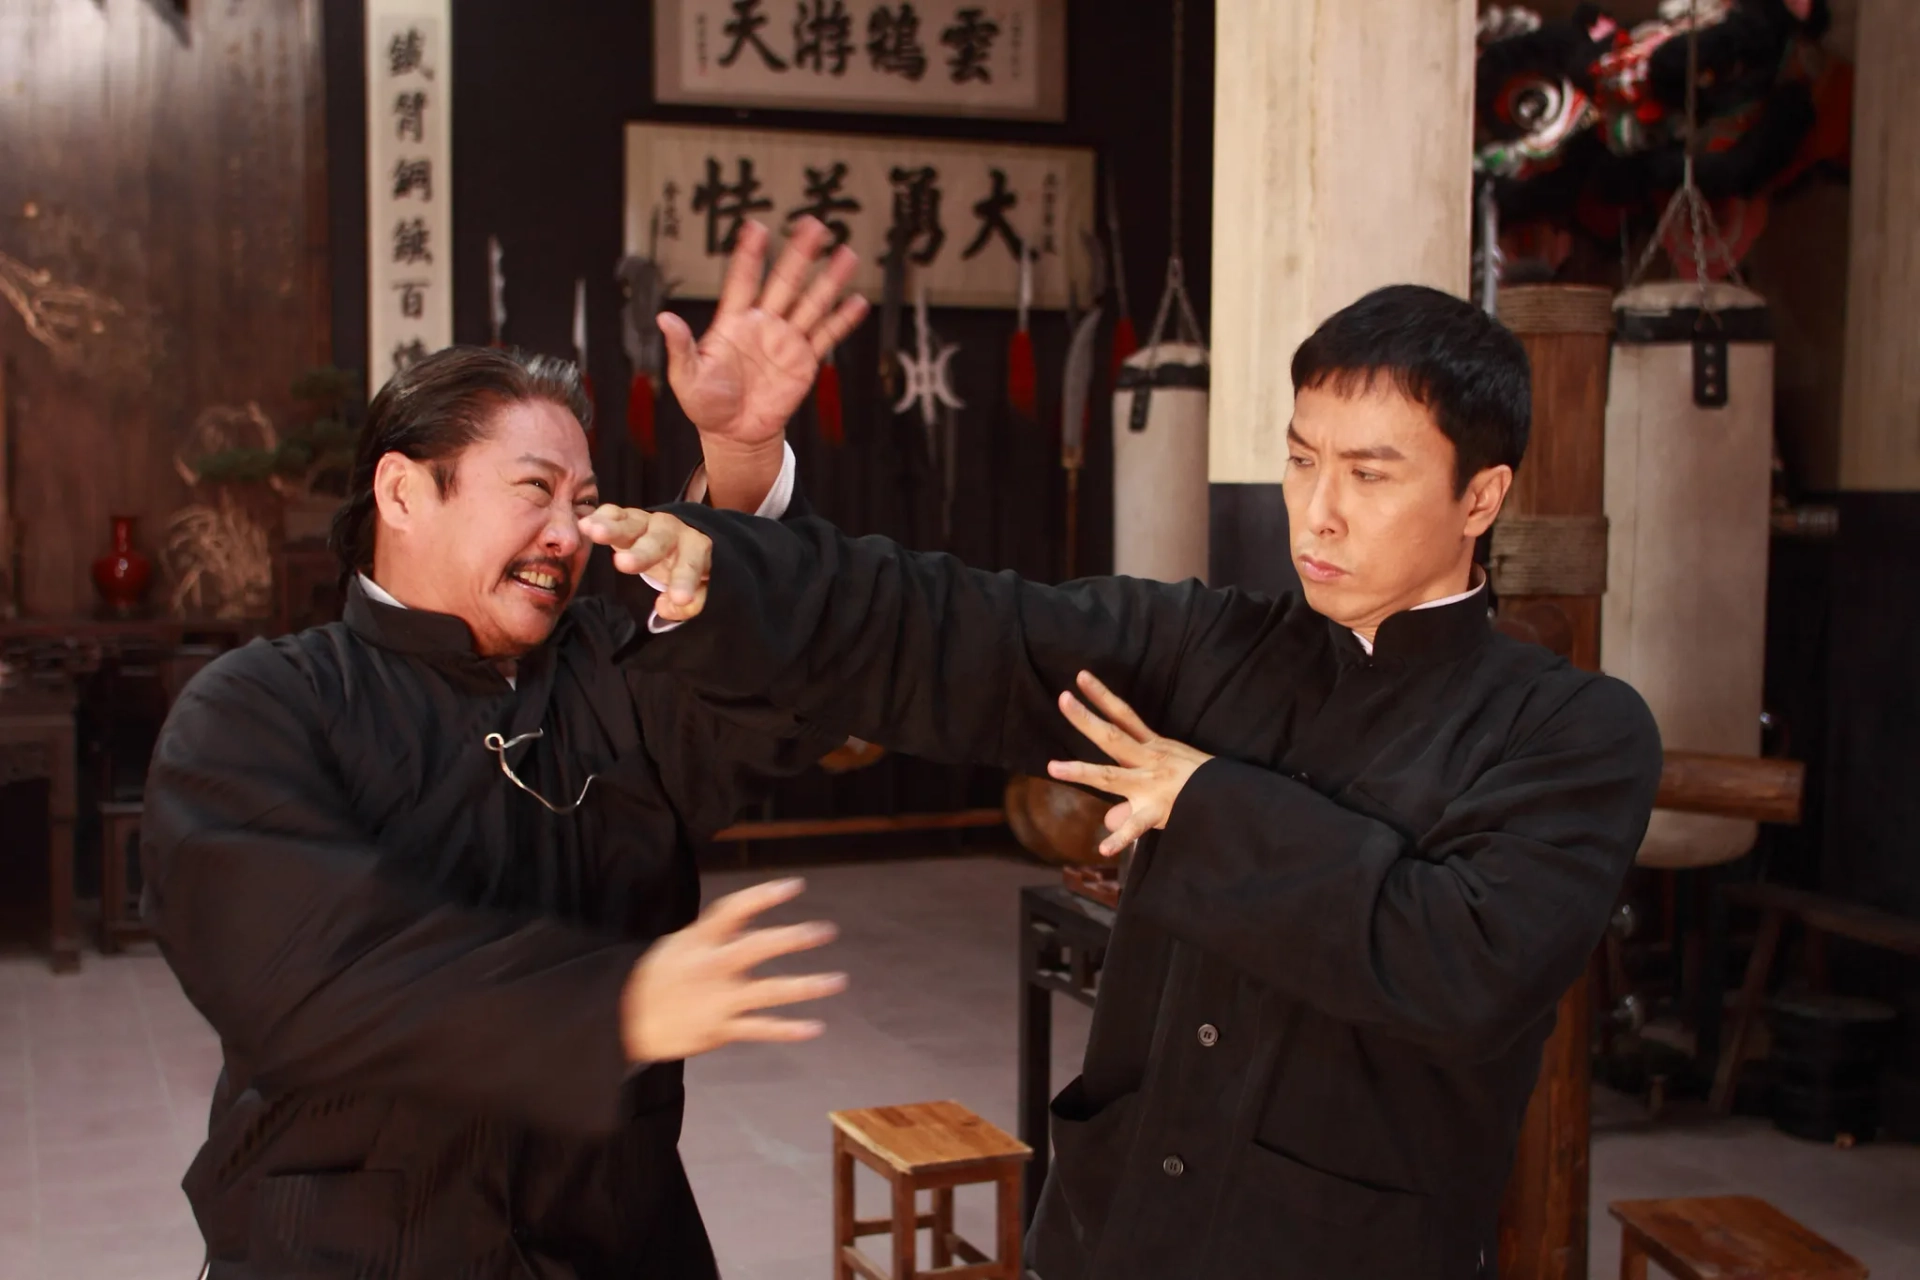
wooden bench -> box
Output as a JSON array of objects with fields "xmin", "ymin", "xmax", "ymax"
[
  {"xmin": 1609, "ymin": 1195, "xmax": 1867, "ymax": 1279},
  {"xmin": 831, "ymin": 1100, "xmax": 1030, "ymax": 1280},
  {"xmin": 1710, "ymin": 882, "xmax": 1920, "ymax": 1114}
]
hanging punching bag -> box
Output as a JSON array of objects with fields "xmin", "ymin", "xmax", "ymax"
[
  {"xmin": 1113, "ymin": 342, "xmax": 1209, "ymax": 583},
  {"xmin": 1603, "ymin": 280, "xmax": 1775, "ymax": 868}
]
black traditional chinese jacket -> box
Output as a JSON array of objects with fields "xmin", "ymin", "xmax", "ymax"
[
  {"xmin": 142, "ymin": 578, "xmax": 829, "ymax": 1280},
  {"xmin": 639, "ymin": 509, "xmax": 1663, "ymax": 1280}
]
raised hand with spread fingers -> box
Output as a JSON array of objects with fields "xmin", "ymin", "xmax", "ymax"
[
  {"xmin": 1045, "ymin": 670, "xmax": 1215, "ymax": 857},
  {"xmin": 658, "ymin": 216, "xmax": 868, "ymax": 510},
  {"xmin": 621, "ymin": 877, "xmax": 848, "ymax": 1063}
]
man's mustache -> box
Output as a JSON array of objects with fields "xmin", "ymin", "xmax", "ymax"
[{"xmin": 504, "ymin": 557, "xmax": 575, "ymax": 592}]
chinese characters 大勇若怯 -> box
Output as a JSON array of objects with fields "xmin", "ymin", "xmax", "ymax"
[
  {"xmin": 787, "ymin": 163, "xmax": 862, "ymax": 247},
  {"xmin": 692, "ymin": 156, "xmax": 776, "ymax": 254}
]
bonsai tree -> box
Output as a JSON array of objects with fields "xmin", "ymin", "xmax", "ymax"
[{"xmin": 181, "ymin": 366, "xmax": 363, "ymax": 500}]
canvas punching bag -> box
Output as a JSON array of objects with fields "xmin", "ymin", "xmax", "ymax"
[
  {"xmin": 1603, "ymin": 280, "xmax": 1775, "ymax": 868},
  {"xmin": 1113, "ymin": 342, "xmax": 1210, "ymax": 583},
  {"xmin": 1111, "ymin": 0, "xmax": 1209, "ymax": 587}
]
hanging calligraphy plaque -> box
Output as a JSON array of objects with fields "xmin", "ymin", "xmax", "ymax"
[
  {"xmin": 653, "ymin": 0, "xmax": 1065, "ymax": 122},
  {"xmin": 365, "ymin": 0, "xmax": 453, "ymax": 395},
  {"xmin": 625, "ymin": 123, "xmax": 1094, "ymax": 310}
]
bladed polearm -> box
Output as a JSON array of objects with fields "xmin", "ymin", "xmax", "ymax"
[{"xmin": 487, "ymin": 235, "xmax": 506, "ymax": 348}]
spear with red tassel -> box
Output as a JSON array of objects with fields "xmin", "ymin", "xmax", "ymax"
[
  {"xmin": 1007, "ymin": 247, "xmax": 1037, "ymax": 419},
  {"xmin": 814, "ymin": 346, "xmax": 844, "ymax": 446},
  {"xmin": 616, "ymin": 214, "xmax": 670, "ymax": 460}
]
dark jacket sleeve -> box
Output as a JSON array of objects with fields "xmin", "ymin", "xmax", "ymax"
[
  {"xmin": 638, "ymin": 507, "xmax": 1271, "ymax": 776},
  {"xmin": 142, "ymin": 645, "xmax": 647, "ymax": 1137},
  {"xmin": 627, "ymin": 667, "xmax": 845, "ymax": 838},
  {"xmin": 1130, "ymin": 675, "xmax": 1662, "ymax": 1063}
]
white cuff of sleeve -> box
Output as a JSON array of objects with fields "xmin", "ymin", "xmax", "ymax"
[{"xmin": 640, "ymin": 440, "xmax": 796, "ymax": 633}]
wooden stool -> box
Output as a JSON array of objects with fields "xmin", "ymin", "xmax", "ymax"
[
  {"xmin": 97, "ymin": 800, "xmax": 148, "ymax": 953},
  {"xmin": 1609, "ymin": 1196, "xmax": 1868, "ymax": 1279},
  {"xmin": 831, "ymin": 1100, "xmax": 1030, "ymax": 1280}
]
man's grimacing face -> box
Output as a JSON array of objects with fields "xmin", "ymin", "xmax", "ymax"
[
  {"xmin": 1283, "ymin": 381, "xmax": 1511, "ymax": 637},
  {"xmin": 376, "ymin": 398, "xmax": 599, "ymax": 658}
]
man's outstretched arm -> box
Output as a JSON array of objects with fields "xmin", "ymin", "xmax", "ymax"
[{"xmin": 594, "ymin": 505, "xmax": 1275, "ymax": 780}]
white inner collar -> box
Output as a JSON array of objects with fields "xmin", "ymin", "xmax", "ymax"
[{"xmin": 1352, "ymin": 567, "xmax": 1488, "ymax": 655}]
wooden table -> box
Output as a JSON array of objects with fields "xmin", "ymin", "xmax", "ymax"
[
  {"xmin": 0, "ymin": 618, "xmax": 253, "ymax": 973},
  {"xmin": 0, "ymin": 685, "xmax": 79, "ymax": 971},
  {"xmin": 1710, "ymin": 882, "xmax": 1920, "ymax": 1114},
  {"xmin": 1016, "ymin": 884, "xmax": 1114, "ymax": 1226}
]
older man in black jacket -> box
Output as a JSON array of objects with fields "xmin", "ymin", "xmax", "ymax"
[
  {"xmin": 143, "ymin": 219, "xmax": 865, "ymax": 1279},
  {"xmin": 597, "ymin": 284, "xmax": 1664, "ymax": 1280}
]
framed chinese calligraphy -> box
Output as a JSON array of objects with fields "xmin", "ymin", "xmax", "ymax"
[
  {"xmin": 653, "ymin": 0, "xmax": 1066, "ymax": 122},
  {"xmin": 625, "ymin": 124, "xmax": 1094, "ymax": 309},
  {"xmin": 365, "ymin": 0, "xmax": 452, "ymax": 394}
]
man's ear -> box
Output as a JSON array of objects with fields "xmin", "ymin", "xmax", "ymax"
[
  {"xmin": 372, "ymin": 452, "xmax": 431, "ymax": 534},
  {"xmin": 1462, "ymin": 464, "xmax": 1513, "ymax": 539}
]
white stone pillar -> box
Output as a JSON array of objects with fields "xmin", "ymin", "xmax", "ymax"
[{"xmin": 1209, "ymin": 0, "xmax": 1478, "ymax": 486}]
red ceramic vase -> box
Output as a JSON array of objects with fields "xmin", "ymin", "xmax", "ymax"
[{"xmin": 91, "ymin": 515, "xmax": 153, "ymax": 617}]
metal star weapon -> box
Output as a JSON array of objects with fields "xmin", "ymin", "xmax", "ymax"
[{"xmin": 893, "ymin": 280, "xmax": 963, "ymax": 429}]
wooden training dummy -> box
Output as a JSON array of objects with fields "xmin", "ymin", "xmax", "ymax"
[
  {"xmin": 1492, "ymin": 283, "xmax": 1615, "ymax": 1280},
  {"xmin": 1604, "ymin": 281, "xmax": 1774, "ymax": 869}
]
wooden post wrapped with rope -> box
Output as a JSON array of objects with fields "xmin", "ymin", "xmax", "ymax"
[{"xmin": 1492, "ymin": 282, "xmax": 1615, "ymax": 1280}]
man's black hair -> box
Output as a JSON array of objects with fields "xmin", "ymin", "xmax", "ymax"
[
  {"xmin": 1290, "ymin": 284, "xmax": 1531, "ymax": 494},
  {"xmin": 330, "ymin": 345, "xmax": 592, "ymax": 580}
]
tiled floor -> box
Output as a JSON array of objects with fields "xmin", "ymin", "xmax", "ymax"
[{"xmin": 2, "ymin": 853, "xmax": 1917, "ymax": 1278}]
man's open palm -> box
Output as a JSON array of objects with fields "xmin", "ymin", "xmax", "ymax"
[
  {"xmin": 621, "ymin": 877, "xmax": 846, "ymax": 1063},
  {"xmin": 658, "ymin": 217, "xmax": 868, "ymax": 448}
]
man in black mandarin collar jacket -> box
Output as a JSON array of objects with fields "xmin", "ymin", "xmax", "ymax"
[
  {"xmin": 142, "ymin": 220, "xmax": 869, "ymax": 1279},
  {"xmin": 607, "ymin": 285, "xmax": 1663, "ymax": 1279}
]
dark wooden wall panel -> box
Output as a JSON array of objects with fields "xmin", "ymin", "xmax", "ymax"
[
  {"xmin": 0, "ymin": 0, "xmax": 328, "ymax": 617},
  {"xmin": 1820, "ymin": 493, "xmax": 1920, "ymax": 1057}
]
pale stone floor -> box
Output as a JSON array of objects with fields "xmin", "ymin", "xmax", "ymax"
[{"xmin": 1, "ymin": 853, "xmax": 1916, "ymax": 1278}]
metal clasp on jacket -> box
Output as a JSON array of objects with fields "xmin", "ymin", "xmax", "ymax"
[{"xmin": 484, "ymin": 729, "xmax": 598, "ymax": 814}]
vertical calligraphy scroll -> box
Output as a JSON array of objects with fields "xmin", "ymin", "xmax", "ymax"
[{"xmin": 365, "ymin": 0, "xmax": 452, "ymax": 395}]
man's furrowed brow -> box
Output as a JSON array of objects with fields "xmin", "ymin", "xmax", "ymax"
[
  {"xmin": 515, "ymin": 453, "xmax": 598, "ymax": 489},
  {"xmin": 1337, "ymin": 443, "xmax": 1406, "ymax": 462}
]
